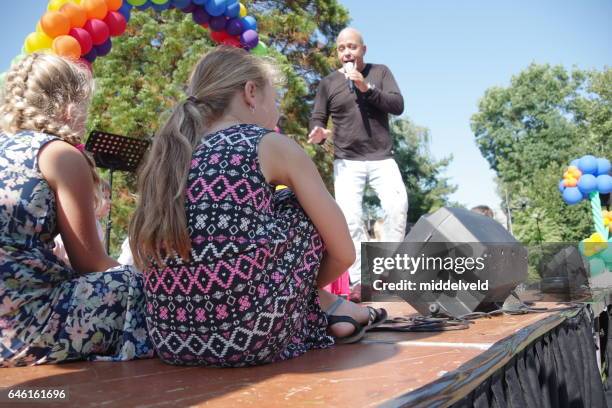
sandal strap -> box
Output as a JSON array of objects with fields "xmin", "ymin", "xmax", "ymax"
[
  {"xmin": 326, "ymin": 314, "xmax": 361, "ymax": 330},
  {"xmin": 324, "ymin": 297, "xmax": 345, "ymax": 316}
]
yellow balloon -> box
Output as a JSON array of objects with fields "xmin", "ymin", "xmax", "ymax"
[
  {"xmin": 47, "ymin": 0, "xmax": 73, "ymax": 11},
  {"xmin": 24, "ymin": 32, "xmax": 54, "ymax": 54},
  {"xmin": 239, "ymin": 3, "xmax": 247, "ymax": 18}
]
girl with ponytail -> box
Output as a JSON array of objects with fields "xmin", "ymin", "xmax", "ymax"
[
  {"xmin": 0, "ymin": 53, "xmax": 153, "ymax": 366},
  {"xmin": 130, "ymin": 47, "xmax": 386, "ymax": 367}
]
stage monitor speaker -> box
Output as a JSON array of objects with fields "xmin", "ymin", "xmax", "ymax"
[{"xmin": 401, "ymin": 207, "xmax": 528, "ymax": 317}]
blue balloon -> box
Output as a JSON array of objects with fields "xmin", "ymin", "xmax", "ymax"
[
  {"xmin": 570, "ymin": 158, "xmax": 580, "ymax": 167},
  {"xmin": 171, "ymin": 0, "xmax": 191, "ymax": 6},
  {"xmin": 558, "ymin": 180, "xmax": 566, "ymax": 193},
  {"xmin": 118, "ymin": 3, "xmax": 132, "ymax": 21},
  {"xmin": 152, "ymin": 3, "xmax": 171, "ymax": 11},
  {"xmin": 137, "ymin": 1, "xmax": 151, "ymax": 10},
  {"xmin": 84, "ymin": 47, "xmax": 98, "ymax": 63},
  {"xmin": 192, "ymin": 7, "xmax": 210, "ymax": 24},
  {"xmin": 578, "ymin": 155, "xmax": 598, "ymax": 175},
  {"xmin": 192, "ymin": 0, "xmax": 206, "ymax": 4},
  {"xmin": 577, "ymin": 174, "xmax": 598, "ymax": 194},
  {"xmin": 562, "ymin": 187, "xmax": 583, "ymax": 205},
  {"xmin": 226, "ymin": 17, "xmax": 243, "ymax": 35},
  {"xmin": 205, "ymin": 0, "xmax": 227, "ymax": 16},
  {"xmin": 596, "ymin": 174, "xmax": 612, "ymax": 194},
  {"xmin": 96, "ymin": 38, "xmax": 113, "ymax": 57},
  {"xmin": 596, "ymin": 158, "xmax": 611, "ymax": 176},
  {"xmin": 224, "ymin": 1, "xmax": 240, "ymax": 17},
  {"xmin": 241, "ymin": 15, "xmax": 257, "ymax": 31}
]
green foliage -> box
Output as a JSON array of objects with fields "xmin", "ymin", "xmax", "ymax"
[
  {"xmin": 87, "ymin": 4, "xmax": 350, "ymax": 254},
  {"xmin": 471, "ymin": 64, "xmax": 611, "ymax": 244},
  {"xmin": 88, "ymin": 4, "xmax": 453, "ymax": 255}
]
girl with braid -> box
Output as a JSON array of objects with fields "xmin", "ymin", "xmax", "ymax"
[{"xmin": 0, "ymin": 53, "xmax": 154, "ymax": 366}]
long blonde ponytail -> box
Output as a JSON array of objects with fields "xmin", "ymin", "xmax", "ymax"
[{"xmin": 129, "ymin": 46, "xmax": 282, "ymax": 269}]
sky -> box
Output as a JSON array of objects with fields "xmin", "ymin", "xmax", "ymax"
[{"xmin": 0, "ymin": 1, "xmax": 610, "ymax": 216}]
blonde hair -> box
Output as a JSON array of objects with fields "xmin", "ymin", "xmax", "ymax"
[
  {"xmin": 129, "ymin": 46, "xmax": 283, "ymax": 269},
  {"xmin": 1, "ymin": 52, "xmax": 104, "ymax": 213},
  {"xmin": 94, "ymin": 177, "xmax": 111, "ymax": 218},
  {"xmin": 0, "ymin": 53, "xmax": 93, "ymax": 145}
]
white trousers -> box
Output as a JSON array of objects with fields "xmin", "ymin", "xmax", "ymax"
[{"xmin": 333, "ymin": 158, "xmax": 408, "ymax": 285}]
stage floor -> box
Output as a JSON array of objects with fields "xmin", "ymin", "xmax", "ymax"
[{"xmin": 0, "ymin": 300, "xmax": 568, "ymax": 407}]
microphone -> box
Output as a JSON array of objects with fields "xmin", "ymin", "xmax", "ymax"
[{"xmin": 344, "ymin": 61, "xmax": 355, "ymax": 93}]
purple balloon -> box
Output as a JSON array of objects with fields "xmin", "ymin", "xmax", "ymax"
[
  {"xmin": 181, "ymin": 4, "xmax": 197, "ymax": 13},
  {"xmin": 192, "ymin": 7, "xmax": 210, "ymax": 24},
  {"xmin": 240, "ymin": 29, "xmax": 259, "ymax": 49},
  {"xmin": 209, "ymin": 16, "xmax": 228, "ymax": 32},
  {"xmin": 96, "ymin": 38, "xmax": 112, "ymax": 57},
  {"xmin": 226, "ymin": 18, "xmax": 243, "ymax": 36},
  {"xmin": 84, "ymin": 47, "xmax": 98, "ymax": 63}
]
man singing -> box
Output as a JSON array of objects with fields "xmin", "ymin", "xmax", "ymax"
[{"xmin": 309, "ymin": 27, "xmax": 408, "ymax": 302}]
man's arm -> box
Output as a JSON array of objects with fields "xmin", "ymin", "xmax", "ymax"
[
  {"xmin": 363, "ymin": 65, "xmax": 404, "ymax": 115},
  {"xmin": 309, "ymin": 80, "xmax": 330, "ymax": 131}
]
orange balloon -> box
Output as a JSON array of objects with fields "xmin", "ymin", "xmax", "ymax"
[
  {"xmin": 52, "ymin": 35, "xmax": 82, "ymax": 59},
  {"xmin": 567, "ymin": 165, "xmax": 582, "ymax": 179},
  {"xmin": 40, "ymin": 11, "xmax": 71, "ymax": 38},
  {"xmin": 105, "ymin": 0, "xmax": 123, "ymax": 11},
  {"xmin": 60, "ymin": 3, "xmax": 88, "ymax": 28},
  {"xmin": 564, "ymin": 177, "xmax": 578, "ymax": 187},
  {"xmin": 82, "ymin": 0, "xmax": 109, "ymax": 20}
]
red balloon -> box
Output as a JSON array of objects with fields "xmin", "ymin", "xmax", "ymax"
[
  {"xmin": 83, "ymin": 18, "xmax": 110, "ymax": 45},
  {"xmin": 104, "ymin": 11, "xmax": 126, "ymax": 37},
  {"xmin": 210, "ymin": 30, "xmax": 229, "ymax": 44},
  {"xmin": 221, "ymin": 36, "xmax": 241, "ymax": 48},
  {"xmin": 69, "ymin": 27, "xmax": 93, "ymax": 55}
]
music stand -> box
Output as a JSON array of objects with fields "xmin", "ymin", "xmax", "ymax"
[{"xmin": 85, "ymin": 130, "xmax": 150, "ymax": 253}]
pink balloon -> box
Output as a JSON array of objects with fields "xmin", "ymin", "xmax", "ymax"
[
  {"xmin": 83, "ymin": 19, "xmax": 110, "ymax": 46},
  {"xmin": 69, "ymin": 27, "xmax": 93, "ymax": 55}
]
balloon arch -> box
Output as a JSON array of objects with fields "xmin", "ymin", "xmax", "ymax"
[{"xmin": 19, "ymin": 0, "xmax": 267, "ymax": 71}]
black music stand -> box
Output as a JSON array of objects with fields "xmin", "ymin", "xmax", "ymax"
[{"xmin": 85, "ymin": 130, "xmax": 150, "ymax": 253}]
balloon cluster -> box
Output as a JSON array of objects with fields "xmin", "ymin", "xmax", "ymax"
[
  {"xmin": 11, "ymin": 0, "xmax": 266, "ymax": 72},
  {"xmin": 558, "ymin": 155, "xmax": 612, "ymax": 205},
  {"xmin": 559, "ymin": 155, "xmax": 612, "ymax": 276},
  {"xmin": 579, "ymin": 232, "xmax": 612, "ymax": 276}
]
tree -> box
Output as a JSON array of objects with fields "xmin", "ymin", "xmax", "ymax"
[
  {"xmin": 471, "ymin": 64, "xmax": 611, "ymax": 243},
  {"xmin": 88, "ymin": 3, "xmax": 350, "ymax": 254}
]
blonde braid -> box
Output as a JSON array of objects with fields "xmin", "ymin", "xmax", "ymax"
[{"xmin": 0, "ymin": 53, "xmax": 93, "ymax": 146}]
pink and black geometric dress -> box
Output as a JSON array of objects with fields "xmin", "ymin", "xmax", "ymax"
[{"xmin": 143, "ymin": 124, "xmax": 334, "ymax": 367}]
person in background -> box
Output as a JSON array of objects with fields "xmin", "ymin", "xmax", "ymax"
[{"xmin": 470, "ymin": 205, "xmax": 495, "ymax": 218}]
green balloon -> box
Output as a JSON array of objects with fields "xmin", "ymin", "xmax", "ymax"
[
  {"xmin": 251, "ymin": 42, "xmax": 268, "ymax": 56},
  {"xmin": 600, "ymin": 243, "xmax": 612, "ymax": 264},
  {"xmin": 127, "ymin": 0, "xmax": 147, "ymax": 6},
  {"xmin": 589, "ymin": 257, "xmax": 607, "ymax": 276}
]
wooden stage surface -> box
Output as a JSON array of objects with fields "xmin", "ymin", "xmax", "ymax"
[{"xmin": 0, "ymin": 300, "xmax": 581, "ymax": 407}]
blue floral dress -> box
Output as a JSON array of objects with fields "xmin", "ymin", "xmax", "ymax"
[
  {"xmin": 0, "ymin": 130, "xmax": 154, "ymax": 367},
  {"xmin": 145, "ymin": 124, "xmax": 333, "ymax": 367}
]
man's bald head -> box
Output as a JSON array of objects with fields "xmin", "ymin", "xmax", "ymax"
[
  {"xmin": 337, "ymin": 27, "xmax": 364, "ymax": 45},
  {"xmin": 335, "ymin": 27, "xmax": 367, "ymax": 71}
]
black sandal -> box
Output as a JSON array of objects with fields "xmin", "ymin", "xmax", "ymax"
[
  {"xmin": 325, "ymin": 297, "xmax": 366, "ymax": 344},
  {"xmin": 364, "ymin": 307, "xmax": 388, "ymax": 331}
]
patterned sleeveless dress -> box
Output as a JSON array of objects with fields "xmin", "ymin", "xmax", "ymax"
[
  {"xmin": 0, "ymin": 130, "xmax": 154, "ymax": 367},
  {"xmin": 144, "ymin": 124, "xmax": 333, "ymax": 367}
]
